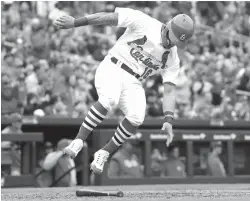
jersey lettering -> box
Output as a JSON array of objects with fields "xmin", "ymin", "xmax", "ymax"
[
  {"xmin": 127, "ymin": 35, "xmax": 171, "ymax": 79},
  {"xmin": 130, "ymin": 48, "xmax": 160, "ymax": 70},
  {"xmin": 128, "ymin": 36, "xmax": 161, "ymax": 71}
]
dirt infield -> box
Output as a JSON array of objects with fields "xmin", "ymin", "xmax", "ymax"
[{"xmin": 2, "ymin": 184, "xmax": 250, "ymax": 201}]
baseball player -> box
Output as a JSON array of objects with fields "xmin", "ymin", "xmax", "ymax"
[{"xmin": 54, "ymin": 7, "xmax": 194, "ymax": 174}]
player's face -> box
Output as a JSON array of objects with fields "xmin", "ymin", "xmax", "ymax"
[{"xmin": 165, "ymin": 30, "xmax": 174, "ymax": 48}]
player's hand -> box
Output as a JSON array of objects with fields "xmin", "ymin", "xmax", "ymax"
[
  {"xmin": 53, "ymin": 15, "xmax": 75, "ymax": 29},
  {"xmin": 161, "ymin": 122, "xmax": 174, "ymax": 147}
]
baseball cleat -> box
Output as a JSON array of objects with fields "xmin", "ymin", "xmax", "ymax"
[
  {"xmin": 63, "ymin": 139, "xmax": 84, "ymax": 158},
  {"xmin": 90, "ymin": 149, "xmax": 110, "ymax": 174}
]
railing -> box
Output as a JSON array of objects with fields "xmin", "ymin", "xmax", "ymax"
[
  {"xmin": 2, "ymin": 116, "xmax": 250, "ymax": 129},
  {"xmin": 2, "ymin": 117, "xmax": 250, "ymax": 186},
  {"xmin": 1, "ymin": 133, "xmax": 43, "ymax": 187},
  {"xmin": 93, "ymin": 129, "xmax": 250, "ymax": 185},
  {"xmin": 1, "ymin": 132, "xmax": 89, "ymax": 187}
]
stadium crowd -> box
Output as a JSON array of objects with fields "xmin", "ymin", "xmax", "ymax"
[{"xmin": 2, "ymin": 1, "xmax": 250, "ymax": 120}]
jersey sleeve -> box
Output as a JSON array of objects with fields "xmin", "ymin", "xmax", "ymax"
[
  {"xmin": 161, "ymin": 59, "xmax": 180, "ymax": 85},
  {"xmin": 115, "ymin": 7, "xmax": 150, "ymax": 29}
]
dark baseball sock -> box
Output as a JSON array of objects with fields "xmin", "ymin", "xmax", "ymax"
[
  {"xmin": 102, "ymin": 118, "xmax": 137, "ymax": 154},
  {"xmin": 76, "ymin": 101, "xmax": 108, "ymax": 141}
]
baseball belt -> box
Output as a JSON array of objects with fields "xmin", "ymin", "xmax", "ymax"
[{"xmin": 111, "ymin": 57, "xmax": 141, "ymax": 80}]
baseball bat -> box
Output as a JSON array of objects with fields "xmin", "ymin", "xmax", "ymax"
[{"xmin": 76, "ymin": 189, "xmax": 124, "ymax": 197}]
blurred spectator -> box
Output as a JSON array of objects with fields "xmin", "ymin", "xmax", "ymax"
[
  {"xmin": 108, "ymin": 142, "xmax": 144, "ymax": 178},
  {"xmin": 1, "ymin": 1, "xmax": 250, "ymax": 120},
  {"xmin": 1, "ymin": 113, "xmax": 23, "ymax": 134},
  {"xmin": 44, "ymin": 141, "xmax": 54, "ymax": 155},
  {"xmin": 211, "ymin": 71, "xmax": 224, "ymax": 106},
  {"xmin": 1, "ymin": 113, "xmax": 23, "ymax": 176},
  {"xmin": 175, "ymin": 66, "xmax": 192, "ymax": 106},
  {"xmin": 163, "ymin": 145, "xmax": 186, "ymax": 177},
  {"xmin": 1, "ymin": 72, "xmax": 26, "ymax": 116},
  {"xmin": 37, "ymin": 139, "xmax": 77, "ymax": 187},
  {"xmin": 38, "ymin": 141, "xmax": 54, "ymax": 165},
  {"xmin": 53, "ymin": 96, "xmax": 69, "ymax": 116},
  {"xmin": 147, "ymin": 90, "xmax": 163, "ymax": 117},
  {"xmin": 24, "ymin": 64, "xmax": 39, "ymax": 94},
  {"xmin": 151, "ymin": 148, "xmax": 165, "ymax": 176},
  {"xmin": 26, "ymin": 18, "xmax": 50, "ymax": 59},
  {"xmin": 35, "ymin": 141, "xmax": 54, "ymax": 187},
  {"xmin": 207, "ymin": 141, "xmax": 226, "ymax": 177},
  {"xmin": 49, "ymin": 2, "xmax": 69, "ymax": 21},
  {"xmin": 237, "ymin": 66, "xmax": 250, "ymax": 92},
  {"xmin": 39, "ymin": 142, "xmax": 54, "ymax": 163}
]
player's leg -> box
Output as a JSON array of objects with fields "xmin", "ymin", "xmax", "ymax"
[
  {"xmin": 64, "ymin": 57, "xmax": 122, "ymax": 158},
  {"xmin": 90, "ymin": 80, "xmax": 146, "ymax": 173},
  {"xmin": 64, "ymin": 101, "xmax": 108, "ymax": 157},
  {"xmin": 75, "ymin": 102, "xmax": 107, "ymax": 141},
  {"xmin": 103, "ymin": 82, "xmax": 146, "ymax": 153}
]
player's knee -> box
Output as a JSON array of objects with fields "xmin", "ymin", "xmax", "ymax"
[
  {"xmin": 98, "ymin": 97, "xmax": 118, "ymax": 112},
  {"xmin": 126, "ymin": 114, "xmax": 145, "ymax": 127}
]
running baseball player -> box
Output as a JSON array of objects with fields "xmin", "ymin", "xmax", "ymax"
[{"xmin": 54, "ymin": 7, "xmax": 194, "ymax": 174}]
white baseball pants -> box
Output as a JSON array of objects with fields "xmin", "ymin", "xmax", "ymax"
[{"xmin": 94, "ymin": 55, "xmax": 146, "ymax": 126}]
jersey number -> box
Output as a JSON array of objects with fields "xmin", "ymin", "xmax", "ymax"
[{"xmin": 141, "ymin": 67, "xmax": 153, "ymax": 79}]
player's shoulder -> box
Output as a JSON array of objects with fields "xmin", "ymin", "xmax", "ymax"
[
  {"xmin": 115, "ymin": 7, "xmax": 147, "ymax": 16},
  {"xmin": 115, "ymin": 7, "xmax": 159, "ymax": 24},
  {"xmin": 135, "ymin": 9, "xmax": 161, "ymax": 25}
]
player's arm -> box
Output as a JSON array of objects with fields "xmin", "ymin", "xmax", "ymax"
[
  {"xmin": 54, "ymin": 7, "xmax": 147, "ymax": 29},
  {"xmin": 163, "ymin": 82, "xmax": 176, "ymax": 117},
  {"xmin": 162, "ymin": 82, "xmax": 176, "ymax": 146},
  {"xmin": 54, "ymin": 12, "xmax": 118, "ymax": 29},
  {"xmin": 161, "ymin": 61, "xmax": 180, "ymax": 147}
]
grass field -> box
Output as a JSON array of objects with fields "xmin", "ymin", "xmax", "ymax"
[{"xmin": 2, "ymin": 184, "xmax": 250, "ymax": 201}]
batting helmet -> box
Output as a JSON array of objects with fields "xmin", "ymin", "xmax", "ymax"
[{"xmin": 166, "ymin": 14, "xmax": 195, "ymax": 49}]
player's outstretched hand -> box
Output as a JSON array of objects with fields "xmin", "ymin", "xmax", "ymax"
[
  {"xmin": 161, "ymin": 122, "xmax": 174, "ymax": 147},
  {"xmin": 53, "ymin": 15, "xmax": 75, "ymax": 29}
]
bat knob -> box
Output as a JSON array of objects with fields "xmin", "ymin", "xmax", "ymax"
[{"xmin": 117, "ymin": 191, "xmax": 124, "ymax": 197}]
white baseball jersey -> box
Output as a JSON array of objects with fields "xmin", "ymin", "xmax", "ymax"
[{"xmin": 108, "ymin": 7, "xmax": 180, "ymax": 84}]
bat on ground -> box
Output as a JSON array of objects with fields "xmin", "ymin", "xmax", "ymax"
[{"xmin": 76, "ymin": 189, "xmax": 124, "ymax": 197}]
